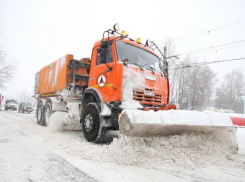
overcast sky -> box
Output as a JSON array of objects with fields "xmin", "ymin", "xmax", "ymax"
[{"xmin": 0, "ymin": 0, "xmax": 245, "ymax": 101}]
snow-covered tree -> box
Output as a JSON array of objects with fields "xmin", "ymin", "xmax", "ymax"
[
  {"xmin": 171, "ymin": 58, "xmax": 215, "ymax": 110},
  {"xmin": 163, "ymin": 39, "xmax": 216, "ymax": 111},
  {"xmin": 215, "ymin": 69, "xmax": 245, "ymax": 113}
]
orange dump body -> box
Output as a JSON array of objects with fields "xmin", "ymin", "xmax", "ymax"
[{"xmin": 37, "ymin": 54, "xmax": 90, "ymax": 95}]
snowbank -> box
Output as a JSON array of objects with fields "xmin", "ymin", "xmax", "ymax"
[{"xmin": 103, "ymin": 133, "xmax": 242, "ymax": 168}]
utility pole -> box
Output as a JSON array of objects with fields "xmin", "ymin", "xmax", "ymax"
[
  {"xmin": 24, "ymin": 90, "xmax": 26, "ymax": 102},
  {"xmin": 163, "ymin": 46, "xmax": 168, "ymax": 77}
]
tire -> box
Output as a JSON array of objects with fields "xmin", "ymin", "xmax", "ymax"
[
  {"xmin": 42, "ymin": 98, "xmax": 52, "ymax": 126},
  {"xmin": 82, "ymin": 103, "xmax": 102, "ymax": 142},
  {"xmin": 36, "ymin": 99, "xmax": 44, "ymax": 125},
  {"xmin": 81, "ymin": 103, "xmax": 111, "ymax": 143}
]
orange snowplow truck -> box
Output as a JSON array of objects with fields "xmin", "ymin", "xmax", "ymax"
[{"xmin": 34, "ymin": 24, "xmax": 174, "ymax": 142}]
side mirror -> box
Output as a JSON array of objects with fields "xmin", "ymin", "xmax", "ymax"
[
  {"xmin": 98, "ymin": 41, "xmax": 109, "ymax": 63},
  {"xmin": 123, "ymin": 59, "xmax": 129, "ymax": 66}
]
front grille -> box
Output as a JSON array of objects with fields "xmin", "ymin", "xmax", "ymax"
[{"xmin": 133, "ymin": 88, "xmax": 162, "ymax": 106}]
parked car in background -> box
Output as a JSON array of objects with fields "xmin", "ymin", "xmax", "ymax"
[
  {"xmin": 5, "ymin": 99, "xmax": 18, "ymax": 110},
  {"xmin": 18, "ymin": 102, "xmax": 34, "ymax": 113}
]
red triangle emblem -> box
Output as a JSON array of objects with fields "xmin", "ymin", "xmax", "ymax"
[{"xmin": 99, "ymin": 77, "xmax": 104, "ymax": 84}]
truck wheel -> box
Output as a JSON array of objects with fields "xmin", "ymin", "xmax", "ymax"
[
  {"xmin": 82, "ymin": 103, "xmax": 102, "ymax": 142},
  {"xmin": 42, "ymin": 99, "xmax": 52, "ymax": 126},
  {"xmin": 37, "ymin": 100, "xmax": 44, "ymax": 125}
]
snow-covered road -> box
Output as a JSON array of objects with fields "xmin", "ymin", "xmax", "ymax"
[
  {"xmin": 0, "ymin": 111, "xmax": 96, "ymax": 182},
  {"xmin": 0, "ymin": 110, "xmax": 245, "ymax": 182}
]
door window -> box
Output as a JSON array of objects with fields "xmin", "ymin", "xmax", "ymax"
[{"xmin": 96, "ymin": 45, "xmax": 113, "ymax": 65}]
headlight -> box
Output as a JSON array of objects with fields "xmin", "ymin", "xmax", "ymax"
[
  {"xmin": 146, "ymin": 39, "xmax": 152, "ymax": 47},
  {"xmin": 113, "ymin": 23, "xmax": 120, "ymax": 31}
]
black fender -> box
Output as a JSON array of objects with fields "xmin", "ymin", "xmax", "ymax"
[{"xmin": 81, "ymin": 88, "xmax": 103, "ymax": 119}]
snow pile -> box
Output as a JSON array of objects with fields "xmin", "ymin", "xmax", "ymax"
[
  {"xmin": 237, "ymin": 128, "xmax": 245, "ymax": 155},
  {"xmin": 102, "ymin": 133, "xmax": 242, "ymax": 169},
  {"xmin": 120, "ymin": 99, "xmax": 142, "ymax": 110}
]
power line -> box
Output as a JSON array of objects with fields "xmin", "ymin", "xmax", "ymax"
[
  {"xmin": 176, "ymin": 39, "xmax": 245, "ymax": 57},
  {"xmin": 169, "ymin": 57, "xmax": 245, "ymax": 70},
  {"xmin": 158, "ymin": 42, "xmax": 245, "ymax": 59},
  {"xmin": 174, "ymin": 20, "xmax": 245, "ymax": 41},
  {"xmin": 188, "ymin": 44, "xmax": 245, "ymax": 56},
  {"xmin": 154, "ymin": 20, "xmax": 245, "ymax": 48}
]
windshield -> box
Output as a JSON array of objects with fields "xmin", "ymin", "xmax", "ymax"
[
  {"xmin": 23, "ymin": 102, "xmax": 32, "ymax": 107},
  {"xmin": 6, "ymin": 100, "xmax": 17, "ymax": 104},
  {"xmin": 116, "ymin": 41, "xmax": 162, "ymax": 73}
]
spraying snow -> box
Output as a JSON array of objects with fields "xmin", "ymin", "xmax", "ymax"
[
  {"xmin": 48, "ymin": 112, "xmax": 66, "ymax": 133},
  {"xmin": 48, "ymin": 111, "xmax": 82, "ymax": 133}
]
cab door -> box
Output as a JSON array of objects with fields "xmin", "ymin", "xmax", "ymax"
[{"xmin": 89, "ymin": 42, "xmax": 122, "ymax": 102}]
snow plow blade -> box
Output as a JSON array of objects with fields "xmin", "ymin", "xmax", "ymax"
[{"xmin": 119, "ymin": 110, "xmax": 238, "ymax": 149}]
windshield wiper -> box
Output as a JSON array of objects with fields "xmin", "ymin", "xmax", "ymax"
[
  {"xmin": 145, "ymin": 65, "xmax": 155, "ymax": 74},
  {"xmin": 146, "ymin": 65, "xmax": 164, "ymax": 76},
  {"xmin": 133, "ymin": 63, "xmax": 144, "ymax": 71}
]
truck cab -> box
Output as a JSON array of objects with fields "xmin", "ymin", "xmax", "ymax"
[{"xmin": 88, "ymin": 35, "xmax": 169, "ymax": 109}]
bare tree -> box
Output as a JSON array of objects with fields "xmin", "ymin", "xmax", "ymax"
[
  {"xmin": 0, "ymin": 49, "xmax": 16, "ymax": 88},
  {"xmin": 215, "ymin": 69, "xmax": 245, "ymax": 113}
]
